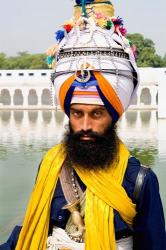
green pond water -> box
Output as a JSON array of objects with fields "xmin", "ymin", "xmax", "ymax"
[{"xmin": 0, "ymin": 110, "xmax": 165, "ymax": 243}]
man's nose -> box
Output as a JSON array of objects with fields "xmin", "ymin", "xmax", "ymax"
[{"xmin": 82, "ymin": 115, "xmax": 92, "ymax": 131}]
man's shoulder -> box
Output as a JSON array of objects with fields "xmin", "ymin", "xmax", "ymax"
[
  {"xmin": 39, "ymin": 143, "xmax": 64, "ymax": 169},
  {"xmin": 125, "ymin": 156, "xmax": 158, "ymax": 201},
  {"xmin": 125, "ymin": 156, "xmax": 142, "ymax": 184},
  {"xmin": 126, "ymin": 156, "xmax": 156, "ymax": 183}
]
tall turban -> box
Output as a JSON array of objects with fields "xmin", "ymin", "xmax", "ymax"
[{"xmin": 47, "ymin": 0, "xmax": 139, "ymax": 122}]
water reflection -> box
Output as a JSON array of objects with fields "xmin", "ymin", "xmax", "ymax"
[
  {"xmin": 130, "ymin": 147, "xmax": 157, "ymax": 166},
  {"xmin": 14, "ymin": 111, "xmax": 24, "ymax": 124},
  {"xmin": 0, "ymin": 145, "xmax": 8, "ymax": 160},
  {"xmin": 140, "ymin": 111, "xmax": 151, "ymax": 124},
  {"xmin": 42, "ymin": 111, "xmax": 52, "ymax": 123},
  {"xmin": 28, "ymin": 111, "xmax": 38, "ymax": 124},
  {"xmin": 118, "ymin": 111, "xmax": 158, "ymax": 167},
  {"xmin": 55, "ymin": 111, "xmax": 65, "ymax": 124},
  {"xmin": 0, "ymin": 110, "xmax": 158, "ymax": 149},
  {"xmin": 125, "ymin": 111, "xmax": 137, "ymax": 125},
  {"xmin": 0, "ymin": 111, "xmax": 11, "ymax": 123},
  {"xmin": 158, "ymin": 119, "xmax": 166, "ymax": 160},
  {"xmin": 0, "ymin": 111, "xmax": 157, "ymax": 133}
]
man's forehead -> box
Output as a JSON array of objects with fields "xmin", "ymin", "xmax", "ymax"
[{"xmin": 70, "ymin": 103, "xmax": 106, "ymax": 112}]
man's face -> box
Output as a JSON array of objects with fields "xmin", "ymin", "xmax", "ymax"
[
  {"xmin": 64, "ymin": 104, "xmax": 119, "ymax": 170},
  {"xmin": 69, "ymin": 104, "xmax": 113, "ymax": 139}
]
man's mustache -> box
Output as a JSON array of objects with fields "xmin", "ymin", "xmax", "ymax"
[{"xmin": 70, "ymin": 130, "xmax": 102, "ymax": 140}]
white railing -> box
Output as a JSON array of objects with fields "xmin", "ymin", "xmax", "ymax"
[{"xmin": 0, "ymin": 68, "xmax": 165, "ymax": 115}]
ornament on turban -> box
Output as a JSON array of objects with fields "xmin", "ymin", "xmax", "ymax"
[{"xmin": 47, "ymin": 0, "xmax": 139, "ymax": 122}]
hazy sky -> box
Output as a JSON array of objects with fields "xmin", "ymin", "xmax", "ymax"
[{"xmin": 0, "ymin": 0, "xmax": 165, "ymax": 56}]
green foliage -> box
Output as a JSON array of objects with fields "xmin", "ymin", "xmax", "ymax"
[
  {"xmin": 0, "ymin": 53, "xmax": 7, "ymax": 68},
  {"xmin": 162, "ymin": 54, "xmax": 166, "ymax": 66},
  {"xmin": 0, "ymin": 33, "xmax": 165, "ymax": 69},
  {"xmin": 0, "ymin": 52, "xmax": 48, "ymax": 69},
  {"xmin": 127, "ymin": 33, "xmax": 166, "ymax": 67}
]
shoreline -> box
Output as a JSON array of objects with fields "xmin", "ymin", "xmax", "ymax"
[{"xmin": 0, "ymin": 106, "xmax": 158, "ymax": 111}]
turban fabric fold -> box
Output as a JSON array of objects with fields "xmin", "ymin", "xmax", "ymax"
[{"xmin": 58, "ymin": 72, "xmax": 126, "ymax": 122}]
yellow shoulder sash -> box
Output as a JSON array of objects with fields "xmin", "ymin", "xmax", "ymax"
[{"xmin": 16, "ymin": 142, "xmax": 136, "ymax": 250}]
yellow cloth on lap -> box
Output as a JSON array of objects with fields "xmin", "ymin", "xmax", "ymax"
[{"xmin": 16, "ymin": 142, "xmax": 136, "ymax": 250}]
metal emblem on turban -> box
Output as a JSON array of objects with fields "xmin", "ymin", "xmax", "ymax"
[{"xmin": 75, "ymin": 62, "xmax": 91, "ymax": 85}]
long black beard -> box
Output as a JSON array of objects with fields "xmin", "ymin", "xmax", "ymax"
[{"xmin": 63, "ymin": 123, "xmax": 119, "ymax": 170}]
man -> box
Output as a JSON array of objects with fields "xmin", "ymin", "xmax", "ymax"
[{"xmin": 1, "ymin": 0, "xmax": 166, "ymax": 249}]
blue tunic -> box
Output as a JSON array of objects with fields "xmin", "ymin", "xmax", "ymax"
[{"xmin": 1, "ymin": 157, "xmax": 166, "ymax": 249}]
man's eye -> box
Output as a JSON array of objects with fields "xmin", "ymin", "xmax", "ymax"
[
  {"xmin": 93, "ymin": 111, "xmax": 102, "ymax": 117},
  {"xmin": 71, "ymin": 111, "xmax": 81, "ymax": 117}
]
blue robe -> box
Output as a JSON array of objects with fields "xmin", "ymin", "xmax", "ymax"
[{"xmin": 1, "ymin": 157, "xmax": 166, "ymax": 250}]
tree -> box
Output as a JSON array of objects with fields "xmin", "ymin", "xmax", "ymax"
[
  {"xmin": 2, "ymin": 53, "xmax": 48, "ymax": 69},
  {"xmin": 29, "ymin": 54, "xmax": 48, "ymax": 69},
  {"xmin": 0, "ymin": 33, "xmax": 165, "ymax": 69},
  {"xmin": 162, "ymin": 54, "xmax": 166, "ymax": 67},
  {"xmin": 127, "ymin": 33, "xmax": 164, "ymax": 67},
  {"xmin": 0, "ymin": 53, "xmax": 7, "ymax": 69}
]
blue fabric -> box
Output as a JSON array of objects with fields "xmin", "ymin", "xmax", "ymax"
[
  {"xmin": 64, "ymin": 85, "xmax": 75, "ymax": 117},
  {"xmin": 96, "ymin": 85, "xmax": 119, "ymax": 122},
  {"xmin": 1, "ymin": 157, "xmax": 166, "ymax": 249},
  {"xmin": 75, "ymin": 0, "xmax": 94, "ymax": 5},
  {"xmin": 0, "ymin": 226, "xmax": 21, "ymax": 250},
  {"xmin": 133, "ymin": 169, "xmax": 166, "ymax": 249},
  {"xmin": 72, "ymin": 75, "xmax": 98, "ymax": 88},
  {"xmin": 75, "ymin": 0, "xmax": 112, "ymax": 5}
]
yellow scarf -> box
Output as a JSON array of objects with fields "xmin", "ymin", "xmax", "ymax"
[{"xmin": 16, "ymin": 142, "xmax": 136, "ymax": 250}]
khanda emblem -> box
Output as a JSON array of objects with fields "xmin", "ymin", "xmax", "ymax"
[{"xmin": 75, "ymin": 62, "xmax": 92, "ymax": 85}]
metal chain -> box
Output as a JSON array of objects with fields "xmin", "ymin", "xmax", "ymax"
[{"xmin": 71, "ymin": 170, "xmax": 80, "ymax": 200}]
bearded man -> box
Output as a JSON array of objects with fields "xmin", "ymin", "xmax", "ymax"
[{"xmin": 1, "ymin": 0, "xmax": 166, "ymax": 250}]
